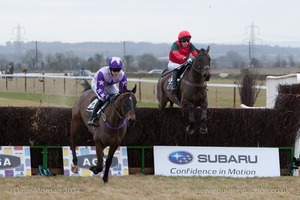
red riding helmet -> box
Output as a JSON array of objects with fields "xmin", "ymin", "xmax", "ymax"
[{"xmin": 178, "ymin": 30, "xmax": 192, "ymax": 40}]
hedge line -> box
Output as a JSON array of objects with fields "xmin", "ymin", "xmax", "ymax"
[{"xmin": 1, "ymin": 83, "xmax": 300, "ymax": 171}]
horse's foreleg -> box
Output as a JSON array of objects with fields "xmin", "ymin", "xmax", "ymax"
[
  {"xmin": 199, "ymin": 100, "xmax": 208, "ymax": 134},
  {"xmin": 70, "ymin": 119, "xmax": 81, "ymax": 173},
  {"xmin": 186, "ymin": 103, "xmax": 195, "ymax": 135},
  {"xmin": 89, "ymin": 141, "xmax": 104, "ymax": 175},
  {"xmin": 169, "ymin": 100, "xmax": 174, "ymax": 108},
  {"xmin": 102, "ymin": 145, "xmax": 118, "ymax": 183}
]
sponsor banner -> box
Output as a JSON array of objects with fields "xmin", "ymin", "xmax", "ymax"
[
  {"xmin": 63, "ymin": 146, "xmax": 128, "ymax": 177},
  {"xmin": 0, "ymin": 146, "xmax": 31, "ymax": 177},
  {"xmin": 154, "ymin": 146, "xmax": 280, "ymax": 177}
]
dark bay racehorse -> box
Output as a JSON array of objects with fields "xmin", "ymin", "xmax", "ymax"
[
  {"xmin": 157, "ymin": 47, "xmax": 211, "ymax": 135},
  {"xmin": 70, "ymin": 81, "xmax": 137, "ymax": 183}
]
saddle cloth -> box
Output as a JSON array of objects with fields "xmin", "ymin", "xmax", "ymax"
[
  {"xmin": 166, "ymin": 64, "xmax": 190, "ymax": 89},
  {"xmin": 86, "ymin": 99, "xmax": 109, "ymax": 114},
  {"xmin": 86, "ymin": 99, "xmax": 98, "ymax": 112}
]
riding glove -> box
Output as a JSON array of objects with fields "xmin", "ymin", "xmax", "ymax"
[{"xmin": 109, "ymin": 95, "xmax": 116, "ymax": 103}]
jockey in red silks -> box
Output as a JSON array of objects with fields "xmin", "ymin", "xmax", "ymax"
[
  {"xmin": 87, "ymin": 56, "xmax": 127, "ymax": 126},
  {"xmin": 168, "ymin": 30, "xmax": 198, "ymax": 92}
]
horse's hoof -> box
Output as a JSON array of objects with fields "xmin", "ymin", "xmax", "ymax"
[
  {"xmin": 89, "ymin": 166, "xmax": 103, "ymax": 174},
  {"xmin": 102, "ymin": 177, "xmax": 108, "ymax": 183},
  {"xmin": 128, "ymin": 119, "xmax": 135, "ymax": 126},
  {"xmin": 200, "ymin": 128, "xmax": 208, "ymax": 134},
  {"xmin": 71, "ymin": 166, "xmax": 79, "ymax": 174},
  {"xmin": 186, "ymin": 127, "xmax": 195, "ymax": 135}
]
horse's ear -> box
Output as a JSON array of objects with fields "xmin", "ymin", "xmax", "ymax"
[
  {"xmin": 122, "ymin": 85, "xmax": 129, "ymax": 93},
  {"xmin": 206, "ymin": 46, "xmax": 210, "ymax": 54},
  {"xmin": 132, "ymin": 84, "xmax": 137, "ymax": 94},
  {"xmin": 121, "ymin": 84, "xmax": 136, "ymax": 93}
]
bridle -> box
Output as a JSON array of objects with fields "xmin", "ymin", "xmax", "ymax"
[
  {"xmin": 101, "ymin": 92, "xmax": 136, "ymax": 130},
  {"xmin": 181, "ymin": 49, "xmax": 211, "ymax": 88},
  {"xmin": 113, "ymin": 92, "xmax": 136, "ymax": 120},
  {"xmin": 192, "ymin": 50, "xmax": 211, "ymax": 76}
]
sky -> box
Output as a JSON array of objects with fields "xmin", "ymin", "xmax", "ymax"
[{"xmin": 1, "ymin": 0, "xmax": 300, "ymax": 47}]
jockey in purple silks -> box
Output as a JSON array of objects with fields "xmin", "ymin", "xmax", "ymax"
[{"xmin": 87, "ymin": 56, "xmax": 127, "ymax": 126}]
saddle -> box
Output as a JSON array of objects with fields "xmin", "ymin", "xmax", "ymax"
[{"xmin": 86, "ymin": 99, "xmax": 109, "ymax": 114}]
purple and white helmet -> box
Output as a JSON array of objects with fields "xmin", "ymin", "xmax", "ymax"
[{"xmin": 109, "ymin": 57, "xmax": 123, "ymax": 69}]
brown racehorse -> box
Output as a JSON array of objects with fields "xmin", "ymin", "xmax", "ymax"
[
  {"xmin": 70, "ymin": 81, "xmax": 137, "ymax": 183},
  {"xmin": 157, "ymin": 46, "xmax": 211, "ymax": 135}
]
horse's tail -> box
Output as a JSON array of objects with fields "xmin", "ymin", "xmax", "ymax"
[{"xmin": 81, "ymin": 79, "xmax": 92, "ymax": 91}]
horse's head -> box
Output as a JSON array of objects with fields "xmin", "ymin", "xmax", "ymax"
[
  {"xmin": 115, "ymin": 84, "xmax": 137, "ymax": 126},
  {"xmin": 193, "ymin": 46, "xmax": 211, "ymax": 79}
]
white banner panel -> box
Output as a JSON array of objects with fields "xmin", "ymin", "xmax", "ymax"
[
  {"xmin": 0, "ymin": 146, "xmax": 31, "ymax": 177},
  {"xmin": 63, "ymin": 146, "xmax": 128, "ymax": 177},
  {"xmin": 154, "ymin": 146, "xmax": 280, "ymax": 177}
]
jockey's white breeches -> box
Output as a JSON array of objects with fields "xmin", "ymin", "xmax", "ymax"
[{"xmin": 168, "ymin": 61, "xmax": 181, "ymax": 70}]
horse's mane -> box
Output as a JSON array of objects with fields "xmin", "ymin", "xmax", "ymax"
[
  {"xmin": 195, "ymin": 47, "xmax": 211, "ymax": 61},
  {"xmin": 81, "ymin": 80, "xmax": 92, "ymax": 91},
  {"xmin": 195, "ymin": 48, "xmax": 206, "ymax": 54}
]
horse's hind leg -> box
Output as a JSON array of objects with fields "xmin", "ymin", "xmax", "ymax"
[
  {"xmin": 157, "ymin": 84, "xmax": 168, "ymax": 109},
  {"xmin": 158, "ymin": 95, "xmax": 168, "ymax": 109},
  {"xmin": 102, "ymin": 144, "xmax": 119, "ymax": 183},
  {"xmin": 199, "ymin": 100, "xmax": 208, "ymax": 134}
]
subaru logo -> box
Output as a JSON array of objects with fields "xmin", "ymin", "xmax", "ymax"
[{"xmin": 168, "ymin": 151, "xmax": 193, "ymax": 164}]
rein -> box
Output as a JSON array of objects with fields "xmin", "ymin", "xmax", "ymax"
[
  {"xmin": 181, "ymin": 79, "xmax": 207, "ymax": 87},
  {"xmin": 112, "ymin": 102, "xmax": 126, "ymax": 119},
  {"xmin": 192, "ymin": 65, "xmax": 202, "ymax": 74}
]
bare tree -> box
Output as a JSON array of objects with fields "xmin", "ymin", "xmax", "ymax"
[
  {"xmin": 237, "ymin": 68, "xmax": 263, "ymax": 107},
  {"xmin": 22, "ymin": 49, "xmax": 43, "ymax": 70},
  {"xmin": 123, "ymin": 55, "xmax": 137, "ymax": 72}
]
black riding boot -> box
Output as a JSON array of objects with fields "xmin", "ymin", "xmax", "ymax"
[
  {"xmin": 87, "ymin": 99, "xmax": 104, "ymax": 126},
  {"xmin": 171, "ymin": 69, "xmax": 179, "ymax": 91}
]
